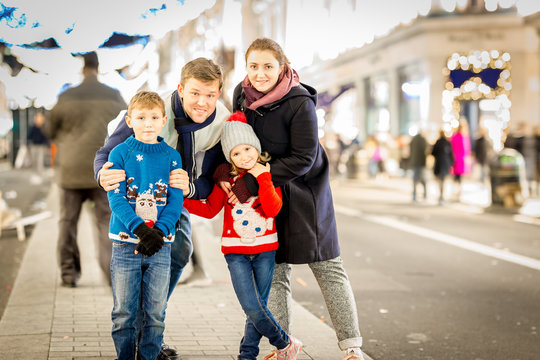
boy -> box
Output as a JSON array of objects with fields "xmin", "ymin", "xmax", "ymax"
[
  {"xmin": 107, "ymin": 91, "xmax": 183, "ymax": 360},
  {"xmin": 94, "ymin": 58, "xmax": 230, "ymax": 359}
]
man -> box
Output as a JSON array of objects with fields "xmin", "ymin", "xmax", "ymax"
[
  {"xmin": 409, "ymin": 129, "xmax": 428, "ymax": 202},
  {"xmin": 47, "ymin": 52, "xmax": 127, "ymax": 287},
  {"xmin": 94, "ymin": 57, "xmax": 229, "ymax": 360}
]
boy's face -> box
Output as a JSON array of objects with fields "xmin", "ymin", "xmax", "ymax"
[
  {"xmin": 178, "ymin": 77, "xmax": 221, "ymax": 124},
  {"xmin": 126, "ymin": 107, "xmax": 167, "ymax": 144},
  {"xmin": 230, "ymin": 144, "xmax": 258, "ymax": 170}
]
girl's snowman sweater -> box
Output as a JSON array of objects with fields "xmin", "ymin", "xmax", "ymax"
[{"xmin": 183, "ymin": 167, "xmax": 281, "ymax": 255}]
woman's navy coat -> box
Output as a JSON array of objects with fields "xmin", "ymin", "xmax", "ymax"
[{"xmin": 233, "ymin": 82, "xmax": 340, "ymax": 264}]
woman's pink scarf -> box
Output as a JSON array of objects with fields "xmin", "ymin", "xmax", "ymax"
[{"xmin": 242, "ymin": 64, "xmax": 300, "ymax": 110}]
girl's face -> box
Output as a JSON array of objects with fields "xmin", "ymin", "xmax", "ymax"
[
  {"xmin": 230, "ymin": 144, "xmax": 259, "ymax": 170},
  {"xmin": 246, "ymin": 50, "xmax": 284, "ymax": 94}
]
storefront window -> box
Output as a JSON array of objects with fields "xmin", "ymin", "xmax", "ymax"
[
  {"xmin": 365, "ymin": 76, "xmax": 390, "ymax": 136},
  {"xmin": 398, "ymin": 65, "xmax": 429, "ymax": 136}
]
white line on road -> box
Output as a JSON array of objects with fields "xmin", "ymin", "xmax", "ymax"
[{"xmin": 334, "ymin": 204, "xmax": 540, "ymax": 271}]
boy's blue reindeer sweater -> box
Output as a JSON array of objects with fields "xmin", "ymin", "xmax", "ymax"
[{"xmin": 107, "ymin": 135, "xmax": 183, "ymax": 244}]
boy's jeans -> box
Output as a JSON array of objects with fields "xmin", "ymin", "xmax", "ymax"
[
  {"xmin": 224, "ymin": 251, "xmax": 289, "ymax": 360},
  {"xmin": 168, "ymin": 207, "xmax": 192, "ymax": 299},
  {"xmin": 111, "ymin": 242, "xmax": 171, "ymax": 360}
]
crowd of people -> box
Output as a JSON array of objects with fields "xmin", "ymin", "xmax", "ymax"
[{"xmin": 325, "ymin": 119, "xmax": 540, "ymax": 205}]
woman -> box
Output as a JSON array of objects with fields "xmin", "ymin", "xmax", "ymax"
[
  {"xmin": 432, "ymin": 129, "xmax": 454, "ymax": 204},
  {"xmin": 450, "ymin": 120, "xmax": 471, "ymax": 199},
  {"xmin": 216, "ymin": 38, "xmax": 364, "ymax": 360}
]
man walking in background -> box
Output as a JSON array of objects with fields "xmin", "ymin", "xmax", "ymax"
[
  {"xmin": 409, "ymin": 129, "xmax": 429, "ymax": 202},
  {"xmin": 46, "ymin": 52, "xmax": 126, "ymax": 287}
]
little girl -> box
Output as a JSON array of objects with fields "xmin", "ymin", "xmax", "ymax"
[{"xmin": 183, "ymin": 111, "xmax": 302, "ymax": 360}]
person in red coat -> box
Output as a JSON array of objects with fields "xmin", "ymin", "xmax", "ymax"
[
  {"xmin": 183, "ymin": 112, "xmax": 303, "ymax": 360},
  {"xmin": 450, "ymin": 120, "xmax": 472, "ymax": 199}
]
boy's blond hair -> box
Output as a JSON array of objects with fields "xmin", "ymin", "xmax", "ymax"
[
  {"xmin": 180, "ymin": 58, "xmax": 224, "ymax": 91},
  {"xmin": 127, "ymin": 91, "xmax": 166, "ymax": 116}
]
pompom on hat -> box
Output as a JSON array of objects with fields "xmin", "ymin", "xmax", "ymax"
[{"xmin": 221, "ymin": 111, "xmax": 261, "ymax": 163}]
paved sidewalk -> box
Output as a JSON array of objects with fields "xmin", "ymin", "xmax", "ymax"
[{"xmin": 0, "ymin": 184, "xmax": 370, "ymax": 360}]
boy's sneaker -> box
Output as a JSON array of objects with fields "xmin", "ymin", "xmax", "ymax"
[
  {"xmin": 276, "ymin": 336, "xmax": 302, "ymax": 360},
  {"xmin": 342, "ymin": 347, "xmax": 365, "ymax": 360}
]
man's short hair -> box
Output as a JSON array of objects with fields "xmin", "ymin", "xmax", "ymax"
[
  {"xmin": 127, "ymin": 91, "xmax": 166, "ymax": 116},
  {"xmin": 180, "ymin": 58, "xmax": 223, "ymax": 91},
  {"xmin": 82, "ymin": 51, "xmax": 99, "ymax": 70}
]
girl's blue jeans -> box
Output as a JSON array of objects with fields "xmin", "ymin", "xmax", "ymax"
[
  {"xmin": 224, "ymin": 251, "xmax": 289, "ymax": 360},
  {"xmin": 110, "ymin": 242, "xmax": 171, "ymax": 360}
]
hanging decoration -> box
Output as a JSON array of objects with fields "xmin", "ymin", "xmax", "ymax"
[{"xmin": 441, "ymin": 50, "xmax": 512, "ymax": 133}]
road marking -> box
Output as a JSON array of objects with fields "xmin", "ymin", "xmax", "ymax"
[
  {"xmin": 513, "ymin": 214, "xmax": 540, "ymax": 226},
  {"xmin": 335, "ymin": 205, "xmax": 540, "ymax": 271}
]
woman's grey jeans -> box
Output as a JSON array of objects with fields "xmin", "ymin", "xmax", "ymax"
[{"xmin": 268, "ymin": 256, "xmax": 363, "ymax": 350}]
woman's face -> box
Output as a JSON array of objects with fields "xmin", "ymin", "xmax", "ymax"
[{"xmin": 246, "ymin": 50, "xmax": 284, "ymax": 94}]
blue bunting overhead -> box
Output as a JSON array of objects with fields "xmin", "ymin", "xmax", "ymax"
[{"xmin": 0, "ymin": 0, "xmax": 215, "ymax": 52}]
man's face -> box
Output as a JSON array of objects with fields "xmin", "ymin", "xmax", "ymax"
[{"xmin": 178, "ymin": 77, "xmax": 221, "ymax": 124}]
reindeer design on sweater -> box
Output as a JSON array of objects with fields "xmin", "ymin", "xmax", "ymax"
[
  {"xmin": 126, "ymin": 177, "xmax": 168, "ymax": 228},
  {"xmin": 231, "ymin": 197, "xmax": 274, "ymax": 244}
]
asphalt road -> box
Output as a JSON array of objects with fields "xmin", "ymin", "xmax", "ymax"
[{"xmin": 289, "ymin": 177, "xmax": 540, "ymax": 360}]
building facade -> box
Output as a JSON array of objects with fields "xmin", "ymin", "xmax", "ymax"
[{"xmin": 300, "ymin": 7, "xmax": 539, "ymax": 151}]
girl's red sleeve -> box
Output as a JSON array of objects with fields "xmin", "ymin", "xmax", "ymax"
[
  {"xmin": 183, "ymin": 184, "xmax": 226, "ymax": 219},
  {"xmin": 255, "ymin": 172, "xmax": 282, "ymax": 218}
]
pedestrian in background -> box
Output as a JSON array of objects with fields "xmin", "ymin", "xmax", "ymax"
[
  {"xmin": 28, "ymin": 109, "xmax": 49, "ymax": 176},
  {"xmin": 215, "ymin": 37, "xmax": 365, "ymax": 360},
  {"xmin": 432, "ymin": 129, "xmax": 454, "ymax": 204},
  {"xmin": 534, "ymin": 125, "xmax": 540, "ymax": 196},
  {"xmin": 396, "ymin": 133, "xmax": 411, "ymax": 177},
  {"xmin": 473, "ymin": 126, "xmax": 491, "ymax": 185},
  {"xmin": 106, "ymin": 91, "xmax": 183, "ymax": 360},
  {"xmin": 184, "ymin": 111, "xmax": 302, "ymax": 360},
  {"xmin": 450, "ymin": 120, "xmax": 471, "ymax": 200},
  {"xmin": 409, "ymin": 129, "xmax": 428, "ymax": 202},
  {"xmin": 95, "ymin": 57, "xmax": 228, "ymax": 360},
  {"xmin": 46, "ymin": 52, "xmax": 126, "ymax": 287},
  {"xmin": 505, "ymin": 122, "xmax": 537, "ymax": 195}
]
